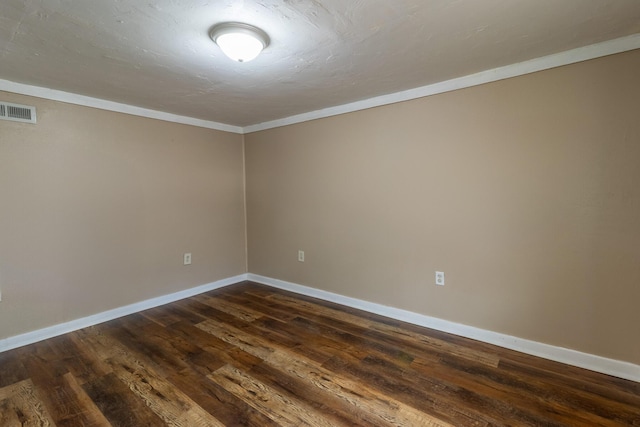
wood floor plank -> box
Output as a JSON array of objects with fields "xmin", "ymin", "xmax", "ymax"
[
  {"xmin": 246, "ymin": 360, "xmax": 375, "ymax": 426},
  {"xmin": 0, "ymin": 379, "xmax": 57, "ymax": 427},
  {"xmin": 196, "ymin": 319, "xmax": 457, "ymax": 427},
  {"xmin": 19, "ymin": 340, "xmax": 111, "ymax": 427},
  {"xmin": 82, "ymin": 373, "xmax": 166, "ymax": 427},
  {"xmin": 0, "ymin": 400, "xmax": 23, "ymax": 427},
  {"xmin": 250, "ymin": 315, "xmax": 343, "ymax": 364},
  {"xmin": 267, "ymin": 292, "xmax": 500, "ymax": 367},
  {"xmin": 114, "ymin": 321, "xmax": 227, "ymax": 379},
  {"xmin": 244, "ymin": 294, "xmax": 456, "ymax": 367},
  {"xmin": 61, "ymin": 373, "xmax": 112, "ymax": 426},
  {"xmin": 322, "ymin": 352, "xmax": 491, "ymax": 426},
  {"xmin": 412, "ymin": 356, "xmax": 630, "ymax": 427},
  {"xmin": 0, "ymin": 350, "xmax": 29, "ymax": 389},
  {"xmin": 80, "ymin": 330, "xmax": 226, "ymax": 427},
  {"xmin": 101, "ymin": 315, "xmax": 279, "ymax": 426},
  {"xmin": 191, "ymin": 303, "xmax": 305, "ymax": 353},
  {"xmin": 103, "ymin": 315, "xmax": 206, "ymax": 378},
  {"xmin": 289, "ymin": 314, "xmax": 432, "ymax": 365},
  {"xmin": 1, "ymin": 281, "xmax": 638, "ymax": 426},
  {"xmin": 263, "ymin": 343, "xmax": 456, "ymax": 427},
  {"xmin": 498, "ymin": 355, "xmax": 640, "ymax": 401},
  {"xmin": 164, "ymin": 367, "xmax": 281, "ymax": 427},
  {"xmin": 209, "ymin": 364, "xmax": 336, "ymax": 426},
  {"xmin": 212, "ymin": 291, "xmax": 301, "ymax": 322},
  {"xmin": 139, "ymin": 305, "xmax": 197, "ymax": 327},
  {"xmin": 484, "ymin": 358, "xmax": 640, "ymax": 425},
  {"xmin": 166, "ymin": 320, "xmax": 264, "ymax": 372},
  {"xmin": 197, "ymin": 295, "xmax": 264, "ymax": 322},
  {"xmin": 52, "ymin": 332, "xmax": 113, "ymax": 386}
]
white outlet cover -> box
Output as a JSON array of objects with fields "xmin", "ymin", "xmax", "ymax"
[{"xmin": 435, "ymin": 271, "xmax": 445, "ymax": 286}]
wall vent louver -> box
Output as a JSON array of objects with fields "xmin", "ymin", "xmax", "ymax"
[{"xmin": 0, "ymin": 101, "xmax": 37, "ymax": 124}]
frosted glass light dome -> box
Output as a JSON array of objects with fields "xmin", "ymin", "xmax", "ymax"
[{"xmin": 210, "ymin": 23, "xmax": 269, "ymax": 62}]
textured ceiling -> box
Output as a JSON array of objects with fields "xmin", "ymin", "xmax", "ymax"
[{"xmin": 1, "ymin": 0, "xmax": 640, "ymax": 127}]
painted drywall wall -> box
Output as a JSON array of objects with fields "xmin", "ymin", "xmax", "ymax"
[
  {"xmin": 245, "ymin": 49, "xmax": 640, "ymax": 365},
  {"xmin": 0, "ymin": 91, "xmax": 246, "ymax": 340}
]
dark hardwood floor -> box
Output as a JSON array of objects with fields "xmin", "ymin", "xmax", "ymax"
[{"xmin": 1, "ymin": 281, "xmax": 638, "ymax": 426}]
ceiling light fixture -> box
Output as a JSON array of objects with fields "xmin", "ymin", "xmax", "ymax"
[{"xmin": 209, "ymin": 22, "xmax": 269, "ymax": 63}]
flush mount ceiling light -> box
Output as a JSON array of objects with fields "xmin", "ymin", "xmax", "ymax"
[{"xmin": 209, "ymin": 22, "xmax": 269, "ymax": 62}]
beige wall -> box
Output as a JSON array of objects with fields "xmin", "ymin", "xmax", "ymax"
[
  {"xmin": 245, "ymin": 49, "xmax": 640, "ymax": 365},
  {"xmin": 2, "ymin": 49, "xmax": 639, "ymax": 366},
  {"xmin": 0, "ymin": 92, "xmax": 246, "ymax": 340}
]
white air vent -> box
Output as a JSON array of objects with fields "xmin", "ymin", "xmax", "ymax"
[{"xmin": 0, "ymin": 102, "xmax": 37, "ymax": 124}]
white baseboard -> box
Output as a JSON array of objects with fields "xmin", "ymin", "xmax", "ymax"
[
  {"xmin": 0, "ymin": 274, "xmax": 249, "ymax": 353},
  {"xmin": 248, "ymin": 274, "xmax": 640, "ymax": 383},
  {"xmin": 3, "ymin": 272, "xmax": 638, "ymax": 383}
]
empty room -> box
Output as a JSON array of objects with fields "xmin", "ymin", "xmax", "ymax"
[{"xmin": 1, "ymin": 1, "xmax": 639, "ymax": 425}]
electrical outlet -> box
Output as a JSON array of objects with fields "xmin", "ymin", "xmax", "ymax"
[
  {"xmin": 435, "ymin": 271, "xmax": 445, "ymax": 286},
  {"xmin": 184, "ymin": 253, "xmax": 192, "ymax": 265},
  {"xmin": 298, "ymin": 250, "xmax": 305, "ymax": 262}
]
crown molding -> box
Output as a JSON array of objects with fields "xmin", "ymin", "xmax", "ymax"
[
  {"xmin": 0, "ymin": 79, "xmax": 243, "ymax": 134},
  {"xmin": 244, "ymin": 33, "xmax": 640, "ymax": 133},
  {"xmin": 2, "ymin": 34, "xmax": 639, "ymax": 135}
]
